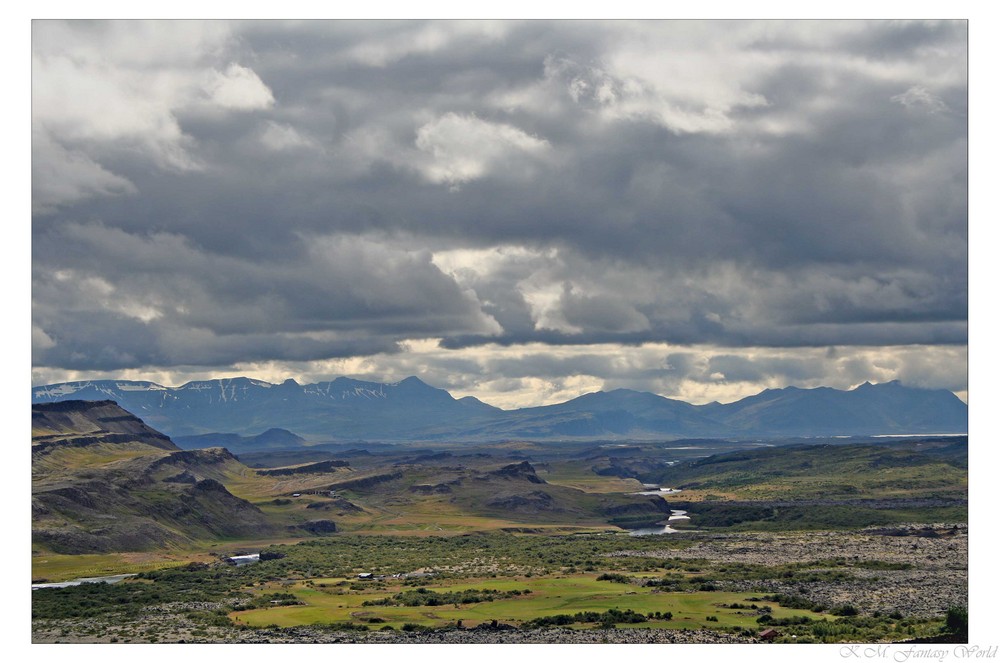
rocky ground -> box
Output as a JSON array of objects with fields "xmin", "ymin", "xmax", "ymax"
[
  {"xmin": 609, "ymin": 523, "xmax": 968, "ymax": 619},
  {"xmin": 31, "ymin": 618, "xmax": 754, "ymax": 644}
]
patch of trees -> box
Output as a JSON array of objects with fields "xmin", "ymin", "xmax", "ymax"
[
  {"xmin": 944, "ymin": 606, "xmax": 968, "ymax": 638},
  {"xmin": 362, "ymin": 587, "xmax": 528, "ymax": 607},
  {"xmin": 759, "ymin": 593, "xmax": 829, "ymax": 613},
  {"xmin": 524, "ymin": 608, "xmax": 656, "ymax": 629},
  {"xmin": 595, "ymin": 573, "xmax": 632, "ymax": 584}
]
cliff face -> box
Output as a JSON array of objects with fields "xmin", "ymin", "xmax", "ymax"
[
  {"xmin": 31, "ymin": 400, "xmax": 277, "ymax": 554},
  {"xmin": 33, "ymin": 400, "xmax": 179, "ymax": 451}
]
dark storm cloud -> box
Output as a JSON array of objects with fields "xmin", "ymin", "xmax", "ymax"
[
  {"xmin": 31, "ymin": 221, "xmax": 499, "ymax": 370},
  {"xmin": 32, "ymin": 20, "xmax": 967, "ymax": 396}
]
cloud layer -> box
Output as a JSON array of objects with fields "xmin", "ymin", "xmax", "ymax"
[{"xmin": 31, "ymin": 20, "xmax": 968, "ymax": 405}]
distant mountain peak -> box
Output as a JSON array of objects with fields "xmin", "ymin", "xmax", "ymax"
[
  {"xmin": 31, "ymin": 376, "xmax": 967, "ymax": 440},
  {"xmin": 853, "ymin": 379, "xmax": 908, "ymax": 391}
]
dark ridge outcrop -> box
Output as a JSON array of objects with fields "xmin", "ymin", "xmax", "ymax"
[
  {"xmin": 33, "ymin": 399, "xmax": 118, "ymax": 413},
  {"xmin": 409, "ymin": 483, "xmax": 454, "ymax": 494},
  {"xmin": 32, "ymin": 400, "xmax": 178, "ymax": 451},
  {"xmin": 490, "ymin": 461, "xmax": 545, "ymax": 484},
  {"xmin": 32, "ymin": 433, "xmax": 146, "ymax": 455},
  {"xmin": 486, "ymin": 491, "xmax": 554, "ymax": 512},
  {"xmin": 256, "ymin": 460, "xmax": 350, "ymax": 476},
  {"xmin": 297, "ymin": 519, "xmax": 338, "ymax": 535},
  {"xmin": 146, "ymin": 447, "xmax": 238, "ymax": 471},
  {"xmin": 602, "ymin": 497, "xmax": 673, "ymax": 517},
  {"xmin": 328, "ymin": 471, "xmax": 403, "ymax": 492},
  {"xmin": 163, "ymin": 470, "xmax": 199, "ymax": 484}
]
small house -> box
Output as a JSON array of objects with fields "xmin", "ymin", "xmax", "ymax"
[{"xmin": 758, "ymin": 628, "xmax": 779, "ymax": 642}]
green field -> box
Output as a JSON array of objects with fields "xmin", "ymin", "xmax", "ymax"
[{"xmin": 230, "ymin": 574, "xmax": 819, "ymax": 630}]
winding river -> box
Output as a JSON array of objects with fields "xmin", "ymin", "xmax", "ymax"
[
  {"xmin": 31, "ymin": 573, "xmax": 137, "ymax": 590},
  {"xmin": 627, "ymin": 485, "xmax": 692, "ymax": 536}
]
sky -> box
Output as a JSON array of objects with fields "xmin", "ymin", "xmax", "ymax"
[{"xmin": 30, "ymin": 19, "xmax": 969, "ymax": 408}]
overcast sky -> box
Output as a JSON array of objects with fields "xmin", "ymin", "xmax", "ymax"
[{"xmin": 30, "ymin": 19, "xmax": 969, "ymax": 407}]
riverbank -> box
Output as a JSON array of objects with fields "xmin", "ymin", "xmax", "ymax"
[{"xmin": 31, "ymin": 573, "xmax": 136, "ymax": 590}]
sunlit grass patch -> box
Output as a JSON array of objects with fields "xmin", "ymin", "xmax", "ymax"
[{"xmin": 229, "ymin": 574, "xmax": 821, "ymax": 631}]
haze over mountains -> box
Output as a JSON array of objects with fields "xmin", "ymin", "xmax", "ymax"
[{"xmin": 31, "ymin": 377, "xmax": 968, "ymax": 444}]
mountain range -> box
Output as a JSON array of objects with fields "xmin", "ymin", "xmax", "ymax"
[{"xmin": 31, "ymin": 377, "xmax": 968, "ymax": 444}]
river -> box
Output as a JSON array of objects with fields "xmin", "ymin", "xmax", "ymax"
[
  {"xmin": 626, "ymin": 483, "xmax": 692, "ymax": 536},
  {"xmin": 628, "ymin": 509, "xmax": 690, "ymax": 536},
  {"xmin": 31, "ymin": 573, "xmax": 137, "ymax": 590}
]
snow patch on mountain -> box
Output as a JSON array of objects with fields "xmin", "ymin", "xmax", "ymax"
[{"xmin": 33, "ymin": 383, "xmax": 84, "ymax": 398}]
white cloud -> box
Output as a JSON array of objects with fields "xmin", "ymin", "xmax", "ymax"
[
  {"xmin": 203, "ymin": 63, "xmax": 274, "ymax": 110},
  {"xmin": 259, "ymin": 121, "xmax": 315, "ymax": 151},
  {"xmin": 891, "ymin": 85, "xmax": 950, "ymax": 113},
  {"xmin": 343, "ymin": 21, "xmax": 509, "ymax": 67},
  {"xmin": 32, "ymin": 52, "xmax": 202, "ymax": 172},
  {"xmin": 31, "ymin": 20, "xmax": 233, "ymax": 68},
  {"xmin": 414, "ymin": 113, "xmax": 550, "ymax": 187},
  {"xmin": 543, "ymin": 43, "xmax": 770, "ymax": 135},
  {"xmin": 431, "ymin": 245, "xmax": 556, "ymax": 281},
  {"xmin": 32, "ymin": 21, "xmax": 275, "ymax": 209},
  {"xmin": 32, "ymin": 326, "xmax": 56, "ymax": 351},
  {"xmin": 41, "ymin": 267, "xmax": 164, "ymax": 323}
]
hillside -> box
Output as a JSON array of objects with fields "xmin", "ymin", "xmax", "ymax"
[
  {"xmin": 31, "ymin": 402, "xmax": 688, "ymax": 556},
  {"xmin": 303, "ymin": 457, "xmax": 674, "ymax": 531},
  {"xmin": 32, "ymin": 399, "xmax": 178, "ymax": 452},
  {"xmin": 32, "ymin": 401, "xmax": 280, "ymax": 554},
  {"xmin": 649, "ymin": 438, "xmax": 968, "ymax": 500}
]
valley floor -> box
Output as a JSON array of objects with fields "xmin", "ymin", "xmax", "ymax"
[{"xmin": 31, "ymin": 523, "xmax": 967, "ymax": 644}]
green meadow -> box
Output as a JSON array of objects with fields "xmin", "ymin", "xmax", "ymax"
[{"xmin": 231, "ymin": 574, "xmax": 820, "ymax": 630}]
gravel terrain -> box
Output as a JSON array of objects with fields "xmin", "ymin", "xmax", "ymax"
[
  {"xmin": 609, "ymin": 524, "xmax": 968, "ymax": 619},
  {"xmin": 32, "ymin": 619, "xmax": 755, "ymax": 644}
]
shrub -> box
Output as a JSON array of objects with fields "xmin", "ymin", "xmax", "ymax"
[
  {"xmin": 945, "ymin": 606, "xmax": 968, "ymax": 636},
  {"xmin": 596, "ymin": 573, "xmax": 631, "ymax": 584}
]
